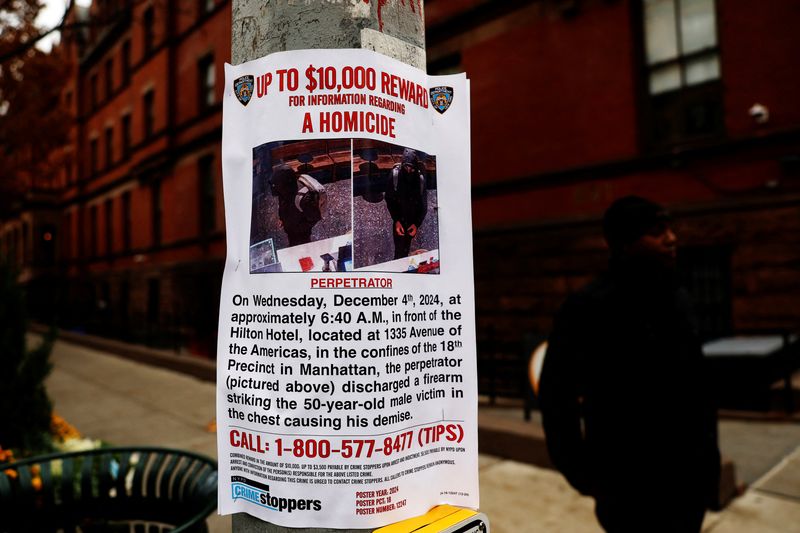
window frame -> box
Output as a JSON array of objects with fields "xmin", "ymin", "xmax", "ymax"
[
  {"xmin": 199, "ymin": 0, "xmax": 215, "ymax": 19},
  {"xmin": 90, "ymin": 73, "xmax": 98, "ymax": 111},
  {"xmin": 122, "ymin": 191, "xmax": 132, "ymax": 252},
  {"xmin": 105, "ymin": 198, "xmax": 114, "ymax": 257},
  {"xmin": 121, "ymin": 113, "xmax": 132, "ymax": 158},
  {"xmin": 143, "ymin": 6, "xmax": 155, "ymax": 55},
  {"xmin": 151, "ymin": 180, "xmax": 162, "ymax": 246},
  {"xmin": 636, "ymin": 0, "xmax": 725, "ymax": 150},
  {"xmin": 143, "ymin": 89, "xmax": 155, "ymax": 139},
  {"xmin": 105, "ymin": 57, "xmax": 114, "ymax": 101},
  {"xmin": 643, "ymin": 0, "xmax": 721, "ymax": 96},
  {"xmin": 197, "ymin": 53, "xmax": 216, "ymax": 113},
  {"xmin": 121, "ymin": 40, "xmax": 131, "ymax": 86},
  {"xmin": 89, "ymin": 205, "xmax": 99, "ymax": 258},
  {"xmin": 104, "ymin": 125, "xmax": 114, "ymax": 168},
  {"xmin": 90, "ymin": 137, "xmax": 99, "ymax": 175}
]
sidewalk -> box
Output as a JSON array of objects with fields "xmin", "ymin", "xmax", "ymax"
[
  {"xmin": 43, "ymin": 335, "xmax": 800, "ymax": 533},
  {"xmin": 43, "ymin": 335, "xmax": 229, "ymax": 532},
  {"xmin": 704, "ymin": 446, "xmax": 800, "ymax": 533}
]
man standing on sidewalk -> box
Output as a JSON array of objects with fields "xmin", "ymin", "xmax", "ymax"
[{"xmin": 539, "ymin": 196, "xmax": 720, "ymax": 533}]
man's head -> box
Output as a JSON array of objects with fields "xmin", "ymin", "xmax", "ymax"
[
  {"xmin": 401, "ymin": 149, "xmax": 419, "ymax": 175},
  {"xmin": 270, "ymin": 165, "xmax": 297, "ymax": 197},
  {"xmin": 603, "ymin": 196, "xmax": 677, "ymax": 266}
]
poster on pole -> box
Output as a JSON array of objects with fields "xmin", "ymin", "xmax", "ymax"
[{"xmin": 217, "ymin": 48, "xmax": 476, "ymax": 528}]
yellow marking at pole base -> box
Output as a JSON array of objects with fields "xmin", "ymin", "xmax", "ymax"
[
  {"xmin": 416, "ymin": 508, "xmax": 478, "ymax": 532},
  {"xmin": 374, "ymin": 505, "xmax": 481, "ymax": 533}
]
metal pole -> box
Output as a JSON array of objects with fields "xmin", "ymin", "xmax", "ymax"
[{"xmin": 230, "ymin": 1, "xmax": 427, "ymax": 531}]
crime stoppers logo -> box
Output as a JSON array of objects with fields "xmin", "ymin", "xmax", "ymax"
[
  {"xmin": 234, "ymin": 75, "xmax": 254, "ymax": 106},
  {"xmin": 429, "ymin": 86, "xmax": 453, "ymax": 114},
  {"xmin": 231, "ymin": 476, "xmax": 322, "ymax": 513}
]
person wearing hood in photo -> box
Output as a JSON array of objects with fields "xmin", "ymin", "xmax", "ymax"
[
  {"xmin": 385, "ymin": 149, "xmax": 428, "ymax": 260},
  {"xmin": 270, "ymin": 164, "xmax": 321, "ymax": 247},
  {"xmin": 539, "ymin": 196, "xmax": 721, "ymax": 533}
]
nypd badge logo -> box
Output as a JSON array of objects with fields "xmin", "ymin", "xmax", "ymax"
[
  {"xmin": 429, "ymin": 86, "xmax": 454, "ymax": 114},
  {"xmin": 234, "ymin": 75, "xmax": 254, "ymax": 106}
]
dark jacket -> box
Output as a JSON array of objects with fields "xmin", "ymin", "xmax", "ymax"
[
  {"xmin": 539, "ymin": 257, "xmax": 720, "ymax": 507},
  {"xmin": 385, "ymin": 165, "xmax": 427, "ymax": 229},
  {"xmin": 277, "ymin": 194, "xmax": 316, "ymax": 246}
]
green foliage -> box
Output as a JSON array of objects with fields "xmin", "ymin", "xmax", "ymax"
[{"xmin": 0, "ymin": 262, "xmax": 54, "ymax": 452}]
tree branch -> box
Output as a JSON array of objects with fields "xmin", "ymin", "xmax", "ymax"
[
  {"xmin": 0, "ymin": 0, "xmax": 194, "ymax": 64},
  {"xmin": 0, "ymin": 0, "xmax": 73, "ymax": 64}
]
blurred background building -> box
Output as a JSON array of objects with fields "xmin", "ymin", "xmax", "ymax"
[
  {"xmin": 1, "ymin": 0, "xmax": 230, "ymax": 356},
  {"xmin": 425, "ymin": 0, "xmax": 800, "ymax": 401},
  {"xmin": 1, "ymin": 0, "xmax": 798, "ymax": 376}
]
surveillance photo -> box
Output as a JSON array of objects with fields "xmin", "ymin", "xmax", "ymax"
[
  {"xmin": 249, "ymin": 139, "xmax": 352, "ymax": 273},
  {"xmin": 352, "ymin": 140, "xmax": 439, "ymax": 274}
]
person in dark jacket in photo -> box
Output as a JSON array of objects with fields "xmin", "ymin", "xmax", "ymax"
[
  {"xmin": 538, "ymin": 196, "xmax": 720, "ymax": 533},
  {"xmin": 385, "ymin": 149, "xmax": 428, "ymax": 259},
  {"xmin": 270, "ymin": 164, "xmax": 321, "ymax": 247}
]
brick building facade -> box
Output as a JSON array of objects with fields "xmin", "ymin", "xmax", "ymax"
[
  {"xmin": 2, "ymin": 0, "xmax": 798, "ymax": 363},
  {"xmin": 1, "ymin": 0, "xmax": 231, "ymax": 356},
  {"xmin": 426, "ymin": 0, "xmax": 800, "ymax": 353}
]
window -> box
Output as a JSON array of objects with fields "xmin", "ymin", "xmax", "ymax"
[
  {"xmin": 641, "ymin": 0, "xmax": 723, "ymax": 147},
  {"xmin": 151, "ymin": 181, "xmax": 162, "ymax": 246},
  {"xmin": 198, "ymin": 155, "xmax": 215, "ymax": 235},
  {"xmin": 90, "ymin": 73, "xmax": 98, "ymax": 110},
  {"xmin": 644, "ymin": 0, "xmax": 720, "ymax": 94},
  {"xmin": 143, "ymin": 89, "xmax": 155, "ymax": 138},
  {"xmin": 122, "ymin": 191, "xmax": 132, "ymax": 251},
  {"xmin": 90, "ymin": 205, "xmax": 98, "ymax": 257},
  {"xmin": 143, "ymin": 7, "xmax": 155, "ymax": 54},
  {"xmin": 105, "ymin": 198, "xmax": 114, "ymax": 257},
  {"xmin": 90, "ymin": 138, "xmax": 99, "ymax": 174},
  {"xmin": 105, "ymin": 58, "xmax": 114, "ymax": 100},
  {"xmin": 197, "ymin": 53, "xmax": 215, "ymax": 112},
  {"xmin": 122, "ymin": 40, "xmax": 131, "ymax": 85},
  {"xmin": 121, "ymin": 113, "xmax": 131, "ymax": 157},
  {"xmin": 105, "ymin": 126, "xmax": 114, "ymax": 168}
]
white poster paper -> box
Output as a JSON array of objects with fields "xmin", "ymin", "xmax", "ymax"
[{"xmin": 217, "ymin": 49, "xmax": 476, "ymax": 528}]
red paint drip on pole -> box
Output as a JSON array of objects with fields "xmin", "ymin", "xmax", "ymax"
[{"xmin": 363, "ymin": 0, "xmax": 422, "ymax": 32}]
